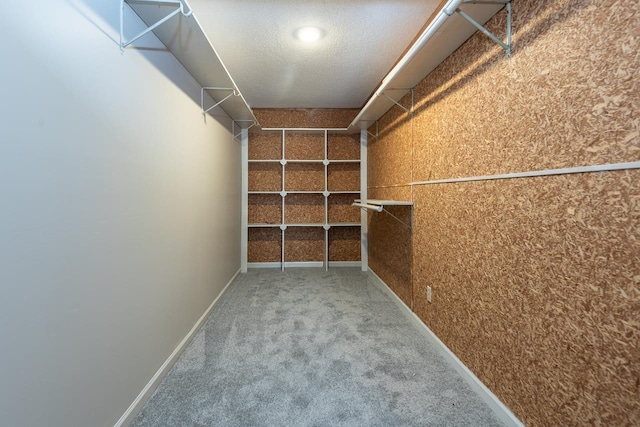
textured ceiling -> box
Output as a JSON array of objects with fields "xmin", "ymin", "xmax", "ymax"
[{"xmin": 188, "ymin": 0, "xmax": 442, "ymax": 109}]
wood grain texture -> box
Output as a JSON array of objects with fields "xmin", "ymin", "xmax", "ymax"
[
  {"xmin": 285, "ymin": 132, "xmax": 324, "ymax": 160},
  {"xmin": 328, "ymin": 163, "xmax": 360, "ymax": 192},
  {"xmin": 328, "ymin": 133, "xmax": 361, "ymax": 160},
  {"xmin": 254, "ymin": 108, "xmax": 359, "ymax": 129},
  {"xmin": 285, "ymin": 163, "xmax": 324, "ymax": 191},
  {"xmin": 248, "ymin": 228, "xmax": 282, "ymax": 263},
  {"xmin": 412, "ymin": 0, "xmax": 640, "ymax": 182},
  {"xmin": 248, "ymin": 194, "xmax": 282, "ymax": 224},
  {"xmin": 328, "ymin": 194, "xmax": 361, "ymax": 223},
  {"xmin": 366, "ymin": 0, "xmax": 640, "ymax": 424},
  {"xmin": 412, "ymin": 171, "xmax": 640, "ymax": 426},
  {"xmin": 285, "ymin": 193, "xmax": 324, "ymax": 224},
  {"xmin": 367, "ymin": 99, "xmax": 413, "ymax": 189},
  {"xmin": 248, "ymin": 163, "xmax": 282, "ymax": 192},
  {"xmin": 284, "ymin": 227, "xmax": 324, "ymax": 262},
  {"xmin": 329, "ymin": 227, "xmax": 361, "ymax": 261},
  {"xmin": 368, "ymin": 187, "xmax": 413, "ymax": 308},
  {"xmin": 249, "ymin": 131, "xmax": 282, "ymax": 160}
]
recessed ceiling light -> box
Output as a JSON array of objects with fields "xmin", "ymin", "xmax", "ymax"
[{"xmin": 295, "ymin": 27, "xmax": 323, "ymax": 42}]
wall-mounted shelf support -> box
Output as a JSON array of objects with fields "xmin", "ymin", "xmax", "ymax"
[
  {"xmin": 454, "ymin": 1, "xmax": 512, "ymax": 57},
  {"xmin": 201, "ymin": 87, "xmax": 240, "ymax": 117},
  {"xmin": 120, "ymin": 0, "xmax": 192, "ymax": 52},
  {"xmin": 378, "ymin": 89, "xmax": 414, "ymax": 114},
  {"xmin": 367, "ymin": 121, "xmax": 379, "ymax": 140},
  {"xmin": 233, "ymin": 120, "xmax": 258, "ymax": 141},
  {"xmin": 353, "ymin": 199, "xmax": 413, "ymax": 229}
]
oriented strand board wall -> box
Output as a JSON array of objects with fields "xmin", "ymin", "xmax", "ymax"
[
  {"xmin": 254, "ymin": 108, "xmax": 359, "ymax": 129},
  {"xmin": 367, "ymin": 0, "xmax": 640, "ymax": 425}
]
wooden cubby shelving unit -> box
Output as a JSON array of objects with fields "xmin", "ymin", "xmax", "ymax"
[{"xmin": 246, "ymin": 129, "xmax": 362, "ymax": 271}]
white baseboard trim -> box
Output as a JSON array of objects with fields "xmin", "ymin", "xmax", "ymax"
[
  {"xmin": 327, "ymin": 261, "xmax": 361, "ymax": 268},
  {"xmin": 247, "ymin": 262, "xmax": 362, "ymax": 269},
  {"xmin": 114, "ymin": 269, "xmax": 241, "ymax": 427},
  {"xmin": 367, "ymin": 269, "xmax": 524, "ymax": 427},
  {"xmin": 247, "ymin": 262, "xmax": 282, "ymax": 269}
]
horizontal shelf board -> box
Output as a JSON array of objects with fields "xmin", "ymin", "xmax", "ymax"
[
  {"xmin": 286, "ymin": 192, "xmax": 325, "ymax": 195},
  {"xmin": 354, "ymin": 199, "xmax": 413, "ymax": 206},
  {"xmin": 286, "ymin": 160, "xmax": 325, "ymax": 163},
  {"xmin": 248, "ymin": 191, "xmax": 282, "ymax": 195},
  {"xmin": 328, "ymin": 223, "xmax": 362, "ymax": 227},
  {"xmin": 327, "ymin": 160, "xmax": 361, "ymax": 163},
  {"xmin": 353, "ymin": 3, "xmax": 503, "ymax": 129},
  {"xmin": 127, "ymin": 1, "xmax": 257, "ymax": 125},
  {"xmin": 248, "ymin": 159, "xmax": 282, "ymax": 163},
  {"xmin": 330, "ymin": 191, "xmax": 361, "ymax": 194},
  {"xmin": 285, "ymin": 223, "xmax": 325, "ymax": 227},
  {"xmin": 248, "ymin": 223, "xmax": 282, "ymax": 228}
]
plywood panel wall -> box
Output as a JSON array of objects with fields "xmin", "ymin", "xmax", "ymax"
[
  {"xmin": 284, "ymin": 227, "xmax": 324, "ymax": 262},
  {"xmin": 412, "ymin": 171, "xmax": 640, "ymax": 425},
  {"xmin": 285, "ymin": 193, "xmax": 324, "ymax": 224},
  {"xmin": 248, "ymin": 131, "xmax": 282, "ymax": 160},
  {"xmin": 248, "ymin": 228, "xmax": 282, "ymax": 263},
  {"xmin": 366, "ymin": 0, "xmax": 640, "ymax": 424},
  {"xmin": 285, "ymin": 132, "xmax": 324, "ymax": 160},
  {"xmin": 254, "ymin": 108, "xmax": 359, "ymax": 129},
  {"xmin": 368, "ymin": 186, "xmax": 413, "ymax": 308},
  {"xmin": 412, "ymin": 0, "xmax": 639, "ymax": 181},
  {"xmin": 329, "ymin": 227, "xmax": 361, "ymax": 262},
  {"xmin": 328, "ymin": 133, "xmax": 360, "ymax": 160}
]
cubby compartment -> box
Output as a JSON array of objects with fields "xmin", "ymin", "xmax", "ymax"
[
  {"xmin": 329, "ymin": 226, "xmax": 361, "ymax": 261},
  {"xmin": 328, "ymin": 193, "xmax": 361, "ymax": 223},
  {"xmin": 285, "ymin": 132, "xmax": 324, "ymax": 160},
  {"xmin": 285, "ymin": 193, "xmax": 325, "ymax": 224},
  {"xmin": 246, "ymin": 128, "xmax": 362, "ymax": 268},
  {"xmin": 249, "ymin": 131, "xmax": 282, "ymax": 160},
  {"xmin": 248, "ymin": 162, "xmax": 282, "ymax": 192},
  {"xmin": 285, "ymin": 163, "xmax": 325, "ymax": 191},
  {"xmin": 248, "ymin": 228, "xmax": 282, "ymax": 263},
  {"xmin": 248, "ymin": 194, "xmax": 282, "ymax": 225},
  {"xmin": 284, "ymin": 227, "xmax": 324, "ymax": 262},
  {"xmin": 328, "ymin": 163, "xmax": 360, "ymax": 192},
  {"xmin": 328, "ymin": 132, "xmax": 360, "ymax": 160}
]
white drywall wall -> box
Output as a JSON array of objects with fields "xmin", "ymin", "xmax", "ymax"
[{"xmin": 0, "ymin": 1, "xmax": 241, "ymax": 425}]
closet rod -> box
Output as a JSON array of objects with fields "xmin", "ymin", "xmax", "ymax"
[
  {"xmin": 352, "ymin": 203, "xmax": 384, "ymax": 212},
  {"xmin": 411, "ymin": 161, "xmax": 640, "ymax": 186},
  {"xmin": 349, "ymin": 0, "xmax": 465, "ymax": 128}
]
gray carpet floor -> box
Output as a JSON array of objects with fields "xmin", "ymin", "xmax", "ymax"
[{"xmin": 131, "ymin": 268, "xmax": 505, "ymax": 427}]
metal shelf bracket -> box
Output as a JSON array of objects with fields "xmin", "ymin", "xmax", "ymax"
[
  {"xmin": 201, "ymin": 87, "xmax": 240, "ymax": 117},
  {"xmin": 377, "ymin": 88, "xmax": 414, "ymax": 114},
  {"xmin": 120, "ymin": 0, "xmax": 193, "ymax": 52},
  {"xmin": 232, "ymin": 120, "xmax": 258, "ymax": 142},
  {"xmin": 454, "ymin": 1, "xmax": 512, "ymax": 57},
  {"xmin": 367, "ymin": 120, "xmax": 379, "ymax": 140}
]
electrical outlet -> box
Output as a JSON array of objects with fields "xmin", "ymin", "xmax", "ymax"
[{"xmin": 426, "ymin": 286, "xmax": 432, "ymax": 303}]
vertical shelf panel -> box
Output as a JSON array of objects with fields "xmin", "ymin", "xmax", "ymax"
[
  {"xmin": 249, "ymin": 163, "xmax": 282, "ymax": 191},
  {"xmin": 285, "ymin": 193, "xmax": 325, "ymax": 224},
  {"xmin": 285, "ymin": 163, "xmax": 325, "ymax": 191},
  {"xmin": 327, "ymin": 132, "xmax": 360, "ymax": 160},
  {"xmin": 328, "ymin": 163, "xmax": 361, "ymax": 191},
  {"xmin": 249, "ymin": 131, "xmax": 282, "ymax": 160},
  {"xmin": 248, "ymin": 228, "xmax": 282, "ymax": 262},
  {"xmin": 248, "ymin": 194, "xmax": 282, "ymax": 224},
  {"xmin": 285, "ymin": 132, "xmax": 324, "ymax": 160},
  {"xmin": 285, "ymin": 227, "xmax": 325, "ymax": 262},
  {"xmin": 328, "ymin": 194, "xmax": 361, "ymax": 223},
  {"xmin": 329, "ymin": 227, "xmax": 361, "ymax": 261}
]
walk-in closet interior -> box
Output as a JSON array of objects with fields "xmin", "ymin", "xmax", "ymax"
[{"xmin": 1, "ymin": 0, "xmax": 637, "ymax": 426}]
